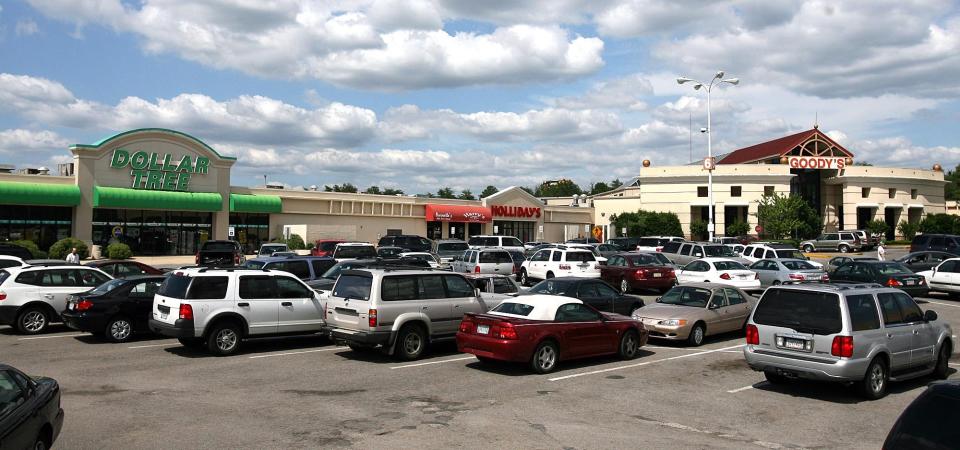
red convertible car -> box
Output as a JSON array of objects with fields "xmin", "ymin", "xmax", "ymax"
[{"xmin": 456, "ymin": 295, "xmax": 648, "ymax": 374}]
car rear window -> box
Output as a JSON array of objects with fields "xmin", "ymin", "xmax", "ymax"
[
  {"xmin": 637, "ymin": 238, "xmax": 659, "ymax": 247},
  {"xmin": 158, "ymin": 274, "xmax": 192, "ymax": 298},
  {"xmin": 480, "ymin": 251, "xmax": 512, "ymax": 264},
  {"xmin": 491, "ymin": 302, "xmax": 535, "ymax": 316},
  {"xmin": 319, "ymin": 242, "xmax": 340, "ymax": 251},
  {"xmin": 713, "ymin": 261, "xmax": 748, "ymax": 270},
  {"xmin": 332, "ymin": 274, "xmax": 372, "ymax": 300},
  {"xmin": 627, "ymin": 254, "xmax": 659, "ymax": 265},
  {"xmin": 753, "ymin": 289, "xmax": 842, "ymax": 335},
  {"xmin": 875, "ymin": 263, "xmax": 911, "ymax": 275},
  {"xmin": 202, "ymin": 242, "xmax": 237, "ymax": 251},
  {"xmin": 438, "ymin": 242, "xmax": 468, "ymax": 252},
  {"xmin": 0, "ymin": 270, "xmax": 10, "ymax": 286},
  {"xmin": 565, "ymin": 251, "xmax": 596, "ymax": 262},
  {"xmin": 336, "ymin": 246, "xmax": 377, "ymax": 258}
]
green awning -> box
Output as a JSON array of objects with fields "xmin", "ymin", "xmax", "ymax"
[
  {"xmin": 93, "ymin": 186, "xmax": 222, "ymax": 211},
  {"xmin": 0, "ymin": 181, "xmax": 81, "ymax": 206},
  {"xmin": 230, "ymin": 194, "xmax": 282, "ymax": 213}
]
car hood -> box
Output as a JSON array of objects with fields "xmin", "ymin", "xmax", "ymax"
[{"xmin": 632, "ymin": 303, "xmax": 707, "ymax": 320}]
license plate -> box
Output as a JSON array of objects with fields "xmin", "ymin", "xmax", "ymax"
[
  {"xmin": 783, "ymin": 338, "xmax": 806, "ymax": 350},
  {"xmin": 159, "ymin": 312, "xmax": 168, "ymax": 320},
  {"xmin": 905, "ymin": 280, "xmax": 915, "ymax": 286},
  {"xmin": 739, "ymin": 275, "xmax": 748, "ymax": 279},
  {"xmin": 476, "ymin": 324, "xmax": 490, "ymax": 335},
  {"xmin": 653, "ymin": 273, "xmax": 662, "ymax": 278},
  {"xmin": 68, "ymin": 302, "xmax": 75, "ymax": 311}
]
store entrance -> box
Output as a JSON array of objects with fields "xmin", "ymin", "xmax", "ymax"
[{"xmin": 92, "ymin": 209, "xmax": 213, "ymax": 255}]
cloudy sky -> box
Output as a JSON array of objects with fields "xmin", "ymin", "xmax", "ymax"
[{"xmin": 1, "ymin": 0, "xmax": 958, "ymax": 193}]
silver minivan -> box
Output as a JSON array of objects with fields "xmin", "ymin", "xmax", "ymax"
[
  {"xmin": 744, "ymin": 284, "xmax": 953, "ymax": 399},
  {"xmin": 669, "ymin": 242, "xmax": 742, "ymax": 266},
  {"xmin": 450, "ymin": 248, "xmax": 515, "ymax": 275}
]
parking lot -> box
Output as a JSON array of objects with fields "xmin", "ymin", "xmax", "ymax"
[{"xmin": 4, "ymin": 249, "xmax": 959, "ymax": 449}]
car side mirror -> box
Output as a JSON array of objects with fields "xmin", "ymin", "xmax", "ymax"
[
  {"xmin": 655, "ymin": 297, "xmax": 661, "ymax": 303},
  {"xmin": 924, "ymin": 310, "xmax": 938, "ymax": 322},
  {"xmin": 474, "ymin": 288, "xmax": 481, "ymax": 297},
  {"xmin": 708, "ymin": 303, "xmax": 720, "ymax": 310}
]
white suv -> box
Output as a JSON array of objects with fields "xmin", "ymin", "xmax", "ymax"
[
  {"xmin": 0, "ymin": 265, "xmax": 112, "ymax": 334},
  {"xmin": 467, "ymin": 235, "xmax": 524, "ymax": 252},
  {"xmin": 148, "ymin": 268, "xmax": 325, "ymax": 356},
  {"xmin": 518, "ymin": 248, "xmax": 600, "ymax": 286}
]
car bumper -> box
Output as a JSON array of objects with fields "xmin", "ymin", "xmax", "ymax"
[
  {"xmin": 629, "ymin": 277, "xmax": 676, "ymax": 290},
  {"xmin": 743, "ymin": 345, "xmax": 870, "ymax": 381},
  {"xmin": 52, "ymin": 406, "xmax": 65, "ymax": 445},
  {"xmin": 555, "ymin": 271, "xmax": 601, "ymax": 279},
  {"xmin": 148, "ymin": 318, "xmax": 196, "ymax": 338},
  {"xmin": 637, "ymin": 321, "xmax": 691, "ymax": 340},
  {"xmin": 60, "ymin": 311, "xmax": 109, "ymax": 333},
  {"xmin": 330, "ymin": 328, "xmax": 392, "ymax": 347},
  {"xmin": 456, "ymin": 332, "xmax": 532, "ymax": 362},
  {"xmin": 0, "ymin": 304, "xmax": 18, "ymax": 326},
  {"xmin": 899, "ymin": 286, "xmax": 930, "ymax": 298}
]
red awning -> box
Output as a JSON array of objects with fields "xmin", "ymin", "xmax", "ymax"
[{"xmin": 425, "ymin": 204, "xmax": 492, "ymax": 223}]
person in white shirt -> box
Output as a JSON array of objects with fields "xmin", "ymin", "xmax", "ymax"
[
  {"xmin": 65, "ymin": 247, "xmax": 80, "ymax": 264},
  {"xmin": 877, "ymin": 242, "xmax": 886, "ymax": 261}
]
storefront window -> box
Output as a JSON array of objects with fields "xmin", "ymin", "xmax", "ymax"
[
  {"xmin": 93, "ymin": 208, "xmax": 213, "ymax": 256},
  {"xmin": 230, "ymin": 213, "xmax": 269, "ymax": 254},
  {"xmin": 0, "ymin": 205, "xmax": 72, "ymax": 251},
  {"xmin": 427, "ymin": 221, "xmax": 443, "ymax": 240},
  {"xmin": 494, "ymin": 220, "xmax": 535, "ymax": 242}
]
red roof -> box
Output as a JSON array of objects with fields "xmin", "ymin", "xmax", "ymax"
[{"xmin": 718, "ymin": 128, "xmax": 853, "ymax": 164}]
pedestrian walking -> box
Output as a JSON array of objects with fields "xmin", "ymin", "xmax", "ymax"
[
  {"xmin": 877, "ymin": 242, "xmax": 886, "ymax": 261},
  {"xmin": 66, "ymin": 247, "xmax": 80, "ymax": 264}
]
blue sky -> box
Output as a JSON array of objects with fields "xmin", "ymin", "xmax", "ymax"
[{"xmin": 1, "ymin": 0, "xmax": 958, "ymax": 194}]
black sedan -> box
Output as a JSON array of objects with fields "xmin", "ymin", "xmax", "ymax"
[
  {"xmin": 60, "ymin": 275, "xmax": 166, "ymax": 342},
  {"xmin": 0, "ymin": 364, "xmax": 63, "ymax": 450},
  {"xmin": 884, "ymin": 380, "xmax": 958, "ymax": 449},
  {"xmin": 895, "ymin": 251, "xmax": 955, "ymax": 273},
  {"xmin": 84, "ymin": 260, "xmax": 165, "ymax": 278},
  {"xmin": 522, "ymin": 277, "xmax": 645, "ymax": 316},
  {"xmin": 830, "ymin": 261, "xmax": 929, "ymax": 297}
]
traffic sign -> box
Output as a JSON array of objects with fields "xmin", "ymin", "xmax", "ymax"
[
  {"xmin": 112, "ymin": 226, "xmax": 123, "ymax": 238},
  {"xmin": 755, "ymin": 225, "xmax": 763, "ymax": 233}
]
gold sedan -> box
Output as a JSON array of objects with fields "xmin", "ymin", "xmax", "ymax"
[{"xmin": 632, "ymin": 282, "xmax": 757, "ymax": 346}]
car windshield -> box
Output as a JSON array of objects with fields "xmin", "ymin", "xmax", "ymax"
[
  {"xmin": 876, "ymin": 263, "xmax": 912, "ymax": 275},
  {"xmin": 336, "ymin": 246, "xmax": 377, "ymax": 258},
  {"xmin": 529, "ymin": 279, "xmax": 570, "ymax": 295},
  {"xmin": 713, "ymin": 261, "xmax": 748, "ymax": 270},
  {"xmin": 332, "ymin": 274, "xmax": 372, "ymax": 300},
  {"xmin": 491, "ymin": 302, "xmax": 535, "ymax": 316},
  {"xmin": 775, "ymin": 250, "xmax": 806, "ymax": 259},
  {"xmin": 321, "ymin": 262, "xmax": 361, "ymax": 279},
  {"xmin": 781, "ymin": 260, "xmax": 816, "ymax": 270},
  {"xmin": 244, "ymin": 261, "xmax": 266, "ymax": 269},
  {"xmin": 703, "ymin": 246, "xmax": 736, "ymax": 257},
  {"xmin": 438, "ymin": 242, "xmax": 468, "ymax": 252},
  {"xmin": 753, "ymin": 289, "xmax": 841, "ymax": 335},
  {"xmin": 89, "ymin": 278, "xmax": 127, "ymax": 295},
  {"xmin": 659, "ymin": 287, "xmax": 712, "ymax": 307}
]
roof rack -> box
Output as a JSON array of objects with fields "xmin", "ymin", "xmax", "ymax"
[
  {"xmin": 779, "ymin": 281, "xmax": 883, "ymax": 290},
  {"xmin": 195, "ymin": 266, "xmax": 271, "ymax": 273}
]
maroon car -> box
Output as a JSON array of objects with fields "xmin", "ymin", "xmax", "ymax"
[
  {"xmin": 310, "ymin": 239, "xmax": 345, "ymax": 257},
  {"xmin": 600, "ymin": 252, "xmax": 676, "ymax": 294},
  {"xmin": 84, "ymin": 260, "xmax": 165, "ymax": 278},
  {"xmin": 457, "ymin": 295, "xmax": 648, "ymax": 374}
]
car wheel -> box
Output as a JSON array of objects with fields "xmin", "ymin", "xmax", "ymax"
[
  {"xmin": 206, "ymin": 322, "xmax": 242, "ymax": 356},
  {"xmin": 859, "ymin": 357, "xmax": 889, "ymax": 400},
  {"xmin": 530, "ymin": 340, "xmax": 559, "ymax": 374},
  {"xmin": 687, "ymin": 323, "xmax": 705, "ymax": 347},
  {"xmin": 839, "ymin": 244, "xmax": 850, "ymax": 253},
  {"xmin": 934, "ymin": 342, "xmax": 952, "ymax": 380},
  {"xmin": 764, "ymin": 370, "xmax": 788, "ymax": 385},
  {"xmin": 178, "ymin": 337, "xmax": 204, "ymax": 349},
  {"xmin": 16, "ymin": 307, "xmax": 49, "ymax": 335},
  {"xmin": 803, "ymin": 244, "xmax": 814, "ymax": 253},
  {"xmin": 546, "ymin": 271, "xmax": 555, "ymax": 280},
  {"xmin": 620, "ymin": 278, "xmax": 630, "ymax": 294},
  {"xmin": 32, "ymin": 432, "xmax": 50, "ymax": 450},
  {"xmin": 772, "ymin": 280, "xmax": 781, "ymax": 285},
  {"xmin": 395, "ymin": 325, "xmax": 427, "ymax": 361},
  {"xmin": 520, "ymin": 269, "xmax": 530, "ymax": 286},
  {"xmin": 104, "ymin": 316, "xmax": 134, "ymax": 343},
  {"xmin": 618, "ymin": 330, "xmax": 640, "ymax": 360}
]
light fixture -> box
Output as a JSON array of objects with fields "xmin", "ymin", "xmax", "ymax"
[
  {"xmin": 722, "ymin": 78, "xmax": 739, "ymax": 85},
  {"xmin": 715, "ymin": 70, "xmax": 725, "ymax": 79},
  {"xmin": 677, "ymin": 77, "xmax": 694, "ymax": 84},
  {"xmin": 694, "ymin": 83, "xmax": 703, "ymax": 90}
]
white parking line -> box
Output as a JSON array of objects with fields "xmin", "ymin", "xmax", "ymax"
[
  {"xmin": 127, "ymin": 343, "xmax": 176, "ymax": 349},
  {"xmin": 390, "ymin": 356, "xmax": 476, "ymax": 369},
  {"xmin": 925, "ymin": 300, "xmax": 960, "ymax": 309},
  {"xmin": 727, "ymin": 385, "xmax": 755, "ymax": 393},
  {"xmin": 248, "ymin": 347, "xmax": 343, "ymax": 359},
  {"xmin": 18, "ymin": 333, "xmax": 86, "ymax": 340},
  {"xmin": 549, "ymin": 344, "xmax": 745, "ymax": 381}
]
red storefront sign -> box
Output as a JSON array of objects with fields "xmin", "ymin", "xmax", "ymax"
[
  {"xmin": 787, "ymin": 156, "xmax": 847, "ymax": 170},
  {"xmin": 424, "ymin": 204, "xmax": 492, "ymax": 223},
  {"xmin": 491, "ymin": 205, "xmax": 541, "ymax": 218}
]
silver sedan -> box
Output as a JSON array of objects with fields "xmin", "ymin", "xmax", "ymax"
[{"xmin": 749, "ymin": 258, "xmax": 828, "ymax": 286}]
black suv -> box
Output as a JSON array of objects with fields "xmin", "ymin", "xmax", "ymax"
[
  {"xmin": 606, "ymin": 237, "xmax": 641, "ymax": 251},
  {"xmin": 910, "ymin": 234, "xmax": 960, "ymax": 255},
  {"xmin": 377, "ymin": 235, "xmax": 432, "ymax": 252},
  {"xmin": 0, "ymin": 243, "xmax": 32, "ymax": 260},
  {"xmin": 884, "ymin": 380, "xmax": 960, "ymax": 449}
]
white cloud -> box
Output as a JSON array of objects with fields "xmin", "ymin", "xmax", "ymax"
[
  {"xmin": 26, "ymin": 0, "xmax": 605, "ymax": 89},
  {"xmin": 548, "ymin": 74, "xmax": 652, "ymax": 110},
  {"xmin": 853, "ymin": 136, "xmax": 960, "ymax": 168},
  {"xmin": 0, "ymin": 129, "xmax": 70, "ymax": 154},
  {"xmin": 15, "ymin": 19, "xmax": 39, "ymax": 36}
]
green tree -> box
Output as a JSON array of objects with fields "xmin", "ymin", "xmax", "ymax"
[
  {"xmin": 364, "ymin": 186, "xmax": 381, "ymax": 194},
  {"xmin": 725, "ymin": 220, "xmax": 750, "ymax": 237},
  {"xmin": 285, "ymin": 234, "xmax": 306, "ymax": 250},
  {"xmin": 382, "ymin": 188, "xmax": 404, "ymax": 196},
  {"xmin": 49, "ymin": 237, "xmax": 90, "ymax": 260},
  {"xmin": 589, "ymin": 181, "xmax": 611, "ymax": 195},
  {"xmin": 865, "ymin": 219, "xmax": 889, "ymax": 239},
  {"xmin": 690, "ymin": 220, "xmax": 708, "ymax": 241},
  {"xmin": 757, "ymin": 193, "xmax": 822, "ymax": 239},
  {"xmin": 897, "ymin": 221, "xmax": 920, "ymax": 240},
  {"xmin": 610, "ymin": 178, "xmax": 623, "ymax": 189},
  {"xmin": 480, "ymin": 185, "xmax": 499, "ymax": 198},
  {"xmin": 12, "ymin": 240, "xmax": 46, "ymax": 258},
  {"xmin": 919, "ymin": 213, "xmax": 960, "ymax": 234},
  {"xmin": 436, "ymin": 187, "xmax": 456, "ymax": 199},
  {"xmin": 534, "ymin": 179, "xmax": 583, "ymax": 197},
  {"xmin": 609, "ymin": 210, "xmax": 683, "ymax": 237},
  {"xmin": 944, "ymin": 163, "xmax": 960, "ymax": 201},
  {"xmin": 458, "ymin": 189, "xmax": 475, "ymax": 200},
  {"xmin": 324, "ymin": 183, "xmax": 358, "ymax": 193}
]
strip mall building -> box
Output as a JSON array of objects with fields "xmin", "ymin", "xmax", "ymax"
[{"xmin": 0, "ymin": 127, "xmax": 946, "ymax": 255}]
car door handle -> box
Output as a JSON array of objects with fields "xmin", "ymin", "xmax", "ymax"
[
  {"xmin": 886, "ymin": 333, "xmax": 893, "ymax": 339},
  {"xmin": 454, "ymin": 304, "xmax": 462, "ymax": 308},
  {"xmin": 912, "ymin": 329, "xmax": 919, "ymax": 335},
  {"xmin": 43, "ymin": 294, "xmax": 54, "ymax": 299},
  {"xmin": 421, "ymin": 306, "xmax": 429, "ymax": 310},
  {"xmin": 281, "ymin": 302, "xmax": 292, "ymax": 307},
  {"xmin": 237, "ymin": 302, "xmax": 250, "ymax": 307}
]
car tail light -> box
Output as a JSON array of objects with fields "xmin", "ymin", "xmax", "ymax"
[
  {"xmin": 76, "ymin": 299, "xmax": 94, "ymax": 311},
  {"xmin": 368, "ymin": 309, "xmax": 378, "ymax": 327},
  {"xmin": 919, "ymin": 277, "xmax": 926, "ymax": 285},
  {"xmin": 755, "ymin": 272, "xmax": 760, "ymax": 280},
  {"xmin": 559, "ymin": 264, "xmax": 571, "ymax": 270},
  {"xmin": 512, "ymin": 265, "xmax": 518, "ymax": 274},
  {"xmin": 179, "ymin": 304, "xmax": 193, "ymax": 320},
  {"xmin": 194, "ymin": 252, "xmax": 200, "ymax": 264},
  {"xmin": 719, "ymin": 272, "xmax": 731, "ymax": 280},
  {"xmin": 831, "ymin": 335, "xmax": 854, "ymax": 357},
  {"xmin": 458, "ymin": 318, "xmax": 475, "ymax": 333},
  {"xmin": 788, "ymin": 273, "xmax": 805, "ymax": 280},
  {"xmin": 234, "ymin": 253, "xmax": 241, "ymax": 265},
  {"xmin": 656, "ymin": 246, "xmax": 663, "ymax": 252},
  {"xmin": 495, "ymin": 322, "xmax": 518, "ymax": 340},
  {"xmin": 474, "ymin": 265, "xmax": 481, "ymax": 273},
  {"xmin": 746, "ymin": 324, "xmax": 759, "ymax": 345},
  {"xmin": 822, "ymin": 273, "xmax": 830, "ymax": 282},
  {"xmin": 634, "ymin": 269, "xmax": 647, "ymax": 279},
  {"xmin": 886, "ymin": 278, "xmax": 902, "ymax": 287},
  {"xmin": 0, "ymin": 291, "xmax": 5, "ymax": 301}
]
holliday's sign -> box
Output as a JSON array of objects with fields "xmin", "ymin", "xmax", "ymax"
[
  {"xmin": 492, "ymin": 205, "xmax": 541, "ymax": 218},
  {"xmin": 787, "ymin": 156, "xmax": 847, "ymax": 170},
  {"xmin": 109, "ymin": 148, "xmax": 210, "ymax": 191}
]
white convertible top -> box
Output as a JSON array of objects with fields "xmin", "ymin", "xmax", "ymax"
[{"xmin": 487, "ymin": 294, "xmax": 583, "ymax": 321}]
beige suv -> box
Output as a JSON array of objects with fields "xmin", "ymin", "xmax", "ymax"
[{"xmin": 325, "ymin": 268, "xmax": 492, "ymax": 360}]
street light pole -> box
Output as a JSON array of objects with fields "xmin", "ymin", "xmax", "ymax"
[{"xmin": 676, "ymin": 72, "xmax": 739, "ymax": 242}]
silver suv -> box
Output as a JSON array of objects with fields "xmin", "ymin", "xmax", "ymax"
[
  {"xmin": 149, "ymin": 268, "xmax": 325, "ymax": 356},
  {"xmin": 744, "ymin": 283, "xmax": 953, "ymax": 399},
  {"xmin": 325, "ymin": 268, "xmax": 492, "ymax": 360},
  {"xmin": 450, "ymin": 248, "xmax": 514, "ymax": 275},
  {"xmin": 800, "ymin": 232, "xmax": 862, "ymax": 253}
]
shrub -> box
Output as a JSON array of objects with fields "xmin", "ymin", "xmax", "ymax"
[
  {"xmin": 725, "ymin": 221, "xmax": 750, "ymax": 237},
  {"xmin": 305, "ymin": 242, "xmax": 315, "ymax": 250},
  {"xmin": 48, "ymin": 237, "xmax": 89, "ymax": 260},
  {"xmin": 609, "ymin": 210, "xmax": 684, "ymax": 237},
  {"xmin": 285, "ymin": 233, "xmax": 305, "ymax": 250},
  {"xmin": 919, "ymin": 214, "xmax": 960, "ymax": 235},
  {"xmin": 106, "ymin": 243, "xmax": 133, "ymax": 260},
  {"xmin": 12, "ymin": 240, "xmax": 46, "ymax": 258},
  {"xmin": 897, "ymin": 221, "xmax": 920, "ymax": 240},
  {"xmin": 690, "ymin": 220, "xmax": 708, "ymax": 241},
  {"xmin": 865, "ymin": 219, "xmax": 889, "ymax": 239}
]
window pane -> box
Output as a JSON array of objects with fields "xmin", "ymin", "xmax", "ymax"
[
  {"xmin": 332, "ymin": 274, "xmax": 371, "ymax": 300},
  {"xmin": 491, "ymin": 278, "xmax": 517, "ymax": 294},
  {"xmin": 187, "ymin": 277, "xmax": 229, "ymax": 299},
  {"xmin": 443, "ymin": 275, "xmax": 475, "ymax": 297},
  {"xmin": 276, "ymin": 277, "xmax": 312, "ymax": 298},
  {"xmin": 239, "ymin": 276, "xmax": 275, "ymax": 299},
  {"xmin": 846, "ymin": 295, "xmax": 880, "ymax": 331},
  {"xmin": 877, "ymin": 293, "xmax": 903, "ymax": 326},
  {"xmin": 418, "ymin": 276, "xmax": 446, "ymax": 299},
  {"xmin": 381, "ymin": 276, "xmax": 418, "ymax": 301},
  {"xmin": 895, "ymin": 293, "xmax": 923, "ymax": 322},
  {"xmin": 753, "ymin": 289, "xmax": 841, "ymax": 335}
]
